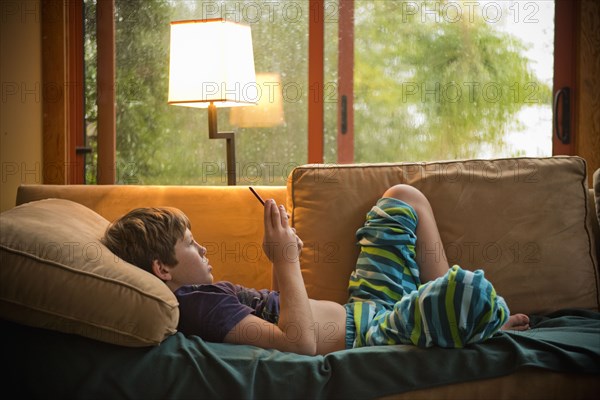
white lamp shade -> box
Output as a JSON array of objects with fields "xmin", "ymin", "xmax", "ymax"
[
  {"xmin": 230, "ymin": 72, "xmax": 285, "ymax": 127},
  {"xmin": 168, "ymin": 19, "xmax": 257, "ymax": 108}
]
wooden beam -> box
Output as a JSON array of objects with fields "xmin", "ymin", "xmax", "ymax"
[
  {"xmin": 96, "ymin": 0, "xmax": 116, "ymax": 184},
  {"xmin": 41, "ymin": 0, "xmax": 67, "ymax": 184},
  {"xmin": 576, "ymin": 0, "xmax": 600, "ymax": 187},
  {"xmin": 552, "ymin": 0, "xmax": 578, "ymax": 156},
  {"xmin": 41, "ymin": 0, "xmax": 85, "ymax": 184},
  {"xmin": 67, "ymin": 1, "xmax": 85, "ymax": 183},
  {"xmin": 308, "ymin": 0, "xmax": 324, "ymax": 164}
]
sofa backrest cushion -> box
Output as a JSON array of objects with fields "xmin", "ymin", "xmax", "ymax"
[
  {"xmin": 16, "ymin": 185, "xmax": 286, "ymax": 290},
  {"xmin": 0, "ymin": 199, "xmax": 179, "ymax": 346},
  {"xmin": 287, "ymin": 157, "xmax": 600, "ymax": 315}
]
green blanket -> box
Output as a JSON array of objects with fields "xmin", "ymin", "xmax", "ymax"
[{"xmin": 3, "ymin": 309, "xmax": 599, "ymax": 399}]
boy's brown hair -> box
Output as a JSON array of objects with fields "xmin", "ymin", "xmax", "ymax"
[{"xmin": 102, "ymin": 207, "xmax": 191, "ymax": 273}]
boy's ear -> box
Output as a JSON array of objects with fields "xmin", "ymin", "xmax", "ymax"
[{"xmin": 151, "ymin": 259, "xmax": 172, "ymax": 281}]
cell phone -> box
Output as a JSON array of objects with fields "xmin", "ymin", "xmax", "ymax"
[{"xmin": 249, "ymin": 186, "xmax": 265, "ymax": 206}]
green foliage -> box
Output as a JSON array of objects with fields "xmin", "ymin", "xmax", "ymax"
[{"xmin": 354, "ymin": 0, "xmax": 552, "ymax": 162}]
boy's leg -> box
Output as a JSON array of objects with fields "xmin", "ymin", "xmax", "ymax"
[
  {"xmin": 348, "ymin": 184, "xmax": 448, "ymax": 306},
  {"xmin": 382, "ymin": 185, "xmax": 528, "ymax": 335},
  {"xmin": 364, "ymin": 265, "xmax": 510, "ymax": 348},
  {"xmin": 382, "ymin": 184, "xmax": 449, "ymax": 283},
  {"xmin": 347, "ymin": 184, "xmax": 509, "ymax": 348},
  {"xmin": 348, "ymin": 195, "xmax": 421, "ymax": 306},
  {"xmin": 346, "ymin": 193, "xmax": 423, "ymax": 347}
]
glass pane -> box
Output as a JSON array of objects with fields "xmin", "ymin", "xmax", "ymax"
[
  {"xmin": 84, "ymin": 0, "xmax": 98, "ymax": 184},
  {"xmin": 85, "ymin": 0, "xmax": 308, "ymax": 185},
  {"xmin": 352, "ymin": 0, "xmax": 554, "ymax": 162}
]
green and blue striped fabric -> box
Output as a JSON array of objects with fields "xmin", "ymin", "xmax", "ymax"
[{"xmin": 345, "ymin": 198, "xmax": 509, "ymax": 349}]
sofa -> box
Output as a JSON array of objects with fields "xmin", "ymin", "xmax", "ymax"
[{"xmin": 1, "ymin": 156, "xmax": 599, "ymax": 399}]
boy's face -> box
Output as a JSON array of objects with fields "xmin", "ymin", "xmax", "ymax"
[{"xmin": 167, "ymin": 228, "xmax": 213, "ymax": 288}]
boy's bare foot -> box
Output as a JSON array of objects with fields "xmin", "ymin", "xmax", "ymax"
[{"xmin": 502, "ymin": 313, "xmax": 530, "ymax": 331}]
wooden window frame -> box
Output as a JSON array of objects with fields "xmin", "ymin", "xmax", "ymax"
[
  {"xmin": 41, "ymin": 0, "xmax": 84, "ymax": 184},
  {"xmin": 308, "ymin": 0, "xmax": 354, "ymax": 164},
  {"xmin": 308, "ymin": 0, "xmax": 325, "ymax": 163},
  {"xmin": 43, "ymin": 0, "xmax": 578, "ymax": 182},
  {"xmin": 552, "ymin": 0, "xmax": 578, "ymax": 156},
  {"xmin": 96, "ymin": 0, "xmax": 116, "ymax": 184}
]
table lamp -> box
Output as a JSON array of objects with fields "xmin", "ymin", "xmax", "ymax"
[{"xmin": 168, "ymin": 19, "xmax": 257, "ymax": 185}]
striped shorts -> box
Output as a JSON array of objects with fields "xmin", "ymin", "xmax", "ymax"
[{"xmin": 344, "ymin": 197, "xmax": 509, "ymax": 349}]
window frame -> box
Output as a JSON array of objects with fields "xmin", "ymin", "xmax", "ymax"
[
  {"xmin": 42, "ymin": 0, "xmax": 577, "ymax": 184},
  {"xmin": 552, "ymin": 0, "xmax": 578, "ymax": 156},
  {"xmin": 95, "ymin": 0, "xmax": 116, "ymax": 184},
  {"xmin": 41, "ymin": 0, "xmax": 85, "ymax": 184}
]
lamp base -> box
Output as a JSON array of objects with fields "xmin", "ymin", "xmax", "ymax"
[{"xmin": 208, "ymin": 103, "xmax": 236, "ymax": 185}]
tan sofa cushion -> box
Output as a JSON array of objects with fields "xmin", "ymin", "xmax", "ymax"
[
  {"xmin": 16, "ymin": 185, "xmax": 286, "ymax": 291},
  {"xmin": 0, "ymin": 199, "xmax": 179, "ymax": 346},
  {"xmin": 288, "ymin": 157, "xmax": 600, "ymax": 315}
]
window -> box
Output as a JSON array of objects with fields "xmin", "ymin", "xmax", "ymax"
[
  {"xmin": 85, "ymin": 0, "xmax": 309, "ymax": 185},
  {"xmin": 48, "ymin": 0, "xmax": 572, "ymax": 185},
  {"xmin": 325, "ymin": 0, "xmax": 554, "ymax": 162}
]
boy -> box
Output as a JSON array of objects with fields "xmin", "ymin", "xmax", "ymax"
[{"xmin": 102, "ymin": 184, "xmax": 529, "ymax": 355}]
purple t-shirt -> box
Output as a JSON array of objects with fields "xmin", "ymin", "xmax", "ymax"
[{"xmin": 174, "ymin": 281, "xmax": 280, "ymax": 343}]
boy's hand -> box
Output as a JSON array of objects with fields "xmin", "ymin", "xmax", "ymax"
[
  {"xmin": 262, "ymin": 199, "xmax": 299, "ymax": 265},
  {"xmin": 259, "ymin": 200, "xmax": 316, "ymax": 355}
]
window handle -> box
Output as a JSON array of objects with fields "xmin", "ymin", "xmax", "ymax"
[
  {"xmin": 553, "ymin": 87, "xmax": 571, "ymax": 144},
  {"xmin": 76, "ymin": 146, "xmax": 93, "ymax": 155}
]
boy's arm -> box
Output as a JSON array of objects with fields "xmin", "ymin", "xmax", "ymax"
[
  {"xmin": 225, "ymin": 200, "xmax": 316, "ymax": 355},
  {"xmin": 271, "ymin": 227, "xmax": 302, "ymax": 292}
]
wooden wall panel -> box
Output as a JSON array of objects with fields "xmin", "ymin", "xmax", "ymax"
[
  {"xmin": 578, "ymin": 0, "xmax": 600, "ymax": 187},
  {"xmin": 41, "ymin": 0, "xmax": 67, "ymax": 184}
]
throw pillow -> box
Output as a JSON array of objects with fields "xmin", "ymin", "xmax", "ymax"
[{"xmin": 0, "ymin": 198, "xmax": 179, "ymax": 346}]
